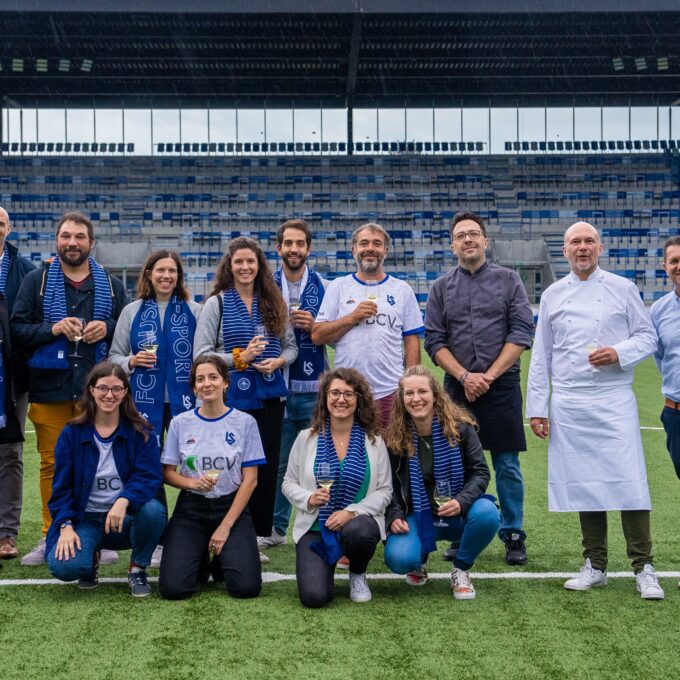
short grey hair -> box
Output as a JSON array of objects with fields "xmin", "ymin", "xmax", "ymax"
[{"xmin": 350, "ymin": 223, "xmax": 391, "ymax": 249}]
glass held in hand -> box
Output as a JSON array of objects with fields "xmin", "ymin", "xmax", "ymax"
[
  {"xmin": 140, "ymin": 332, "xmax": 159, "ymax": 355},
  {"xmin": 289, "ymin": 292, "xmax": 301, "ymax": 312},
  {"xmin": 585, "ymin": 342, "xmax": 600, "ymax": 373},
  {"xmin": 254, "ymin": 323, "xmax": 269, "ymax": 352},
  {"xmin": 69, "ymin": 317, "xmax": 87, "ymax": 358},
  {"xmin": 364, "ymin": 280, "xmax": 380, "ymax": 302},
  {"xmin": 433, "ymin": 480, "xmax": 452, "ymax": 528},
  {"xmin": 316, "ymin": 462, "xmax": 334, "ymax": 505},
  {"xmin": 204, "ymin": 470, "xmax": 220, "ymax": 483}
]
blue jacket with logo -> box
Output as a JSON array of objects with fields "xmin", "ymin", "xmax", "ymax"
[{"xmin": 46, "ymin": 419, "xmax": 162, "ymax": 555}]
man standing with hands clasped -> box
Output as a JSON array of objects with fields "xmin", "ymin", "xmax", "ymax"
[{"xmin": 527, "ymin": 221, "xmax": 663, "ymax": 599}]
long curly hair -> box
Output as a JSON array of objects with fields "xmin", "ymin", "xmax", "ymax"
[
  {"xmin": 385, "ymin": 365, "xmax": 477, "ymax": 457},
  {"xmin": 309, "ymin": 368, "xmax": 381, "ymax": 444},
  {"xmin": 210, "ymin": 236, "xmax": 287, "ymax": 337},
  {"xmin": 70, "ymin": 362, "xmax": 153, "ymax": 441},
  {"xmin": 135, "ymin": 249, "xmax": 189, "ymax": 301}
]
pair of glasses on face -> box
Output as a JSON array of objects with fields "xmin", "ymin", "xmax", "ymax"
[
  {"xmin": 452, "ymin": 229, "xmax": 484, "ymax": 242},
  {"xmin": 93, "ymin": 385, "xmax": 126, "ymax": 396},
  {"xmin": 328, "ymin": 389, "xmax": 356, "ymax": 401}
]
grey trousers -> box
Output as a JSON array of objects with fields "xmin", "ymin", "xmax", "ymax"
[{"xmin": 0, "ymin": 393, "xmax": 28, "ymax": 538}]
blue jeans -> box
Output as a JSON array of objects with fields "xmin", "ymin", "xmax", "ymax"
[
  {"xmin": 491, "ymin": 451, "xmax": 525, "ymax": 541},
  {"xmin": 272, "ymin": 392, "xmax": 317, "ymax": 536},
  {"xmin": 660, "ymin": 406, "xmax": 680, "ymax": 480},
  {"xmin": 384, "ymin": 497, "xmax": 500, "ymax": 573},
  {"xmin": 47, "ymin": 499, "xmax": 167, "ymax": 581}
]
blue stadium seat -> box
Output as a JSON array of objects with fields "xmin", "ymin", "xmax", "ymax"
[
  {"xmin": 209, "ymin": 142, "xmax": 217, "ymax": 152},
  {"xmin": 607, "ymin": 141, "xmax": 616, "ymax": 151},
  {"xmin": 218, "ymin": 143, "xmax": 225, "ymax": 152},
  {"xmin": 29, "ymin": 143, "xmax": 36, "ymax": 152},
  {"xmin": 127, "ymin": 143, "xmax": 134, "ymax": 152},
  {"xmin": 321, "ymin": 142, "xmax": 329, "ymax": 152},
  {"xmin": 534, "ymin": 142, "xmax": 542, "ymax": 151},
  {"xmin": 512, "ymin": 141, "xmax": 520, "ymax": 151},
  {"xmin": 286, "ymin": 143, "xmax": 294, "ymax": 152},
  {"xmin": 183, "ymin": 143, "xmax": 191, "ymax": 153},
  {"xmin": 406, "ymin": 142, "xmax": 415, "ymax": 153},
  {"xmin": 616, "ymin": 141, "xmax": 624, "ymax": 150},
  {"xmin": 573, "ymin": 141, "xmax": 581, "ymax": 150},
  {"xmin": 91, "ymin": 143, "xmax": 99, "ymax": 152},
  {"xmin": 46, "ymin": 143, "xmax": 54, "ymax": 152},
  {"xmin": 415, "ymin": 142, "xmax": 423, "ymax": 153},
  {"xmin": 82, "ymin": 143, "xmax": 90, "ymax": 152},
  {"xmin": 338, "ymin": 143, "xmax": 346, "ymax": 152},
  {"xmin": 37, "ymin": 143, "xmax": 45, "ymax": 152},
  {"xmin": 200, "ymin": 143, "xmax": 208, "ymax": 153},
  {"xmin": 475, "ymin": 142, "xmax": 483, "ymax": 151},
  {"xmin": 634, "ymin": 140, "xmax": 642, "ymax": 150},
  {"xmin": 521, "ymin": 142, "xmax": 529, "ymax": 151},
  {"xmin": 556, "ymin": 141, "xmax": 564, "ymax": 151},
  {"xmin": 433, "ymin": 142, "xmax": 440, "ymax": 152},
  {"xmin": 642, "ymin": 140, "xmax": 650, "ymax": 150},
  {"xmin": 651, "ymin": 140, "xmax": 658, "ymax": 150},
  {"xmin": 235, "ymin": 143, "xmax": 243, "ymax": 152},
  {"xmin": 625, "ymin": 140, "xmax": 633, "ymax": 150},
  {"xmin": 504, "ymin": 142, "xmax": 512, "ymax": 151},
  {"xmin": 547, "ymin": 141, "xmax": 555, "ymax": 151},
  {"xmin": 565, "ymin": 141, "xmax": 573, "ymax": 150},
  {"xmin": 330, "ymin": 142, "xmax": 338, "ymax": 152},
  {"xmin": 440, "ymin": 142, "xmax": 449, "ymax": 152},
  {"xmin": 117, "ymin": 143, "xmax": 125, "ymax": 153},
  {"xmin": 227, "ymin": 142, "xmax": 234, "ymax": 152}
]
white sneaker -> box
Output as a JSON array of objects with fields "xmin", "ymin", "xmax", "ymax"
[
  {"xmin": 636, "ymin": 564, "xmax": 664, "ymax": 600},
  {"xmin": 257, "ymin": 531, "xmax": 288, "ymax": 549},
  {"xmin": 100, "ymin": 549, "xmax": 119, "ymax": 565},
  {"xmin": 150, "ymin": 545, "xmax": 163, "ymax": 569},
  {"xmin": 259, "ymin": 551, "xmax": 270, "ymax": 564},
  {"xmin": 564, "ymin": 558, "xmax": 607, "ymax": 591},
  {"xmin": 349, "ymin": 572, "xmax": 372, "ymax": 603},
  {"xmin": 20, "ymin": 537, "xmax": 46, "ymax": 566},
  {"xmin": 451, "ymin": 567, "xmax": 476, "ymax": 600}
]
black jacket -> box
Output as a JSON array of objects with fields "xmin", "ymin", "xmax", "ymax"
[
  {"xmin": 10, "ymin": 263, "xmax": 127, "ymax": 403},
  {"xmin": 0, "ymin": 295, "xmax": 23, "ymax": 444},
  {"xmin": 385, "ymin": 423, "xmax": 490, "ymax": 531}
]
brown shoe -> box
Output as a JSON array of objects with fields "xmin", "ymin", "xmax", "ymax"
[{"xmin": 0, "ymin": 536, "xmax": 19, "ymax": 559}]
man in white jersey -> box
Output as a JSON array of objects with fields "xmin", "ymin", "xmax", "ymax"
[{"xmin": 312, "ymin": 223, "xmax": 423, "ymax": 428}]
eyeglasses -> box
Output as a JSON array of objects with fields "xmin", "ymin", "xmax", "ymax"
[
  {"xmin": 92, "ymin": 385, "xmax": 126, "ymax": 396},
  {"xmin": 328, "ymin": 389, "xmax": 356, "ymax": 401},
  {"xmin": 452, "ymin": 229, "xmax": 484, "ymax": 242}
]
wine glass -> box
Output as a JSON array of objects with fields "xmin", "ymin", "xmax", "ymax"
[
  {"xmin": 289, "ymin": 292, "xmax": 301, "ymax": 312},
  {"xmin": 140, "ymin": 332, "xmax": 158, "ymax": 369},
  {"xmin": 69, "ymin": 317, "xmax": 87, "ymax": 358},
  {"xmin": 254, "ymin": 322, "xmax": 268, "ymax": 360},
  {"xmin": 364, "ymin": 280, "xmax": 380, "ymax": 302},
  {"xmin": 316, "ymin": 462, "xmax": 334, "ymax": 505},
  {"xmin": 585, "ymin": 341, "xmax": 599, "ymax": 373},
  {"xmin": 433, "ymin": 480, "xmax": 452, "ymax": 528}
]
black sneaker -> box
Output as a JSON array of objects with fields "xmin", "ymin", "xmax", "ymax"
[
  {"xmin": 443, "ymin": 543, "xmax": 460, "ymax": 562},
  {"xmin": 504, "ymin": 534, "xmax": 527, "ymax": 565},
  {"xmin": 78, "ymin": 550, "xmax": 100, "ymax": 589},
  {"xmin": 128, "ymin": 569, "xmax": 152, "ymax": 597}
]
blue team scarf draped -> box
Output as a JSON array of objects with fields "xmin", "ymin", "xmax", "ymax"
[
  {"xmin": 221, "ymin": 288, "xmax": 287, "ymax": 410},
  {"xmin": 0, "ymin": 243, "xmax": 10, "ymax": 296},
  {"xmin": 129, "ymin": 297, "xmax": 196, "ymax": 435},
  {"xmin": 28, "ymin": 257, "xmax": 112, "ymax": 370},
  {"xmin": 310, "ymin": 420, "xmax": 367, "ymax": 566},
  {"xmin": 0, "ymin": 244, "xmax": 10, "ymax": 425},
  {"xmin": 408, "ymin": 417, "xmax": 465, "ymax": 555},
  {"xmin": 273, "ymin": 267, "xmax": 325, "ymax": 393}
]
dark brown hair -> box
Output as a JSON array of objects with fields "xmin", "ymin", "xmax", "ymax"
[
  {"xmin": 309, "ymin": 368, "xmax": 381, "ymax": 444},
  {"xmin": 136, "ymin": 250, "xmax": 189, "ymax": 301},
  {"xmin": 57, "ymin": 211, "xmax": 94, "ymax": 241},
  {"xmin": 210, "ymin": 237, "xmax": 287, "ymax": 337},
  {"xmin": 350, "ymin": 222, "xmax": 391, "ymax": 249},
  {"xmin": 451, "ymin": 211, "xmax": 487, "ymax": 238},
  {"xmin": 189, "ymin": 354, "xmax": 231, "ymax": 391},
  {"xmin": 276, "ymin": 219, "xmax": 312, "ymax": 247},
  {"xmin": 71, "ymin": 362, "xmax": 152, "ymax": 440}
]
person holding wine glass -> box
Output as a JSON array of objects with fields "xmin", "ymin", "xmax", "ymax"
[
  {"xmin": 282, "ymin": 367, "xmax": 391, "ymax": 607},
  {"xmin": 193, "ymin": 237, "xmax": 297, "ymax": 564},
  {"xmin": 384, "ymin": 365, "xmax": 500, "ymax": 600},
  {"xmin": 158, "ymin": 354, "xmax": 264, "ymax": 601}
]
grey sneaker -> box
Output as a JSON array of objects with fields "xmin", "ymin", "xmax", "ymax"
[
  {"xmin": 20, "ymin": 537, "xmax": 46, "ymax": 566},
  {"xmin": 78, "ymin": 551, "xmax": 100, "ymax": 590},
  {"xmin": 100, "ymin": 548, "xmax": 119, "ymax": 565},
  {"xmin": 150, "ymin": 545, "xmax": 163, "ymax": 569},
  {"xmin": 636, "ymin": 564, "xmax": 664, "ymax": 600},
  {"xmin": 128, "ymin": 569, "xmax": 152, "ymax": 597},
  {"xmin": 349, "ymin": 573, "xmax": 372, "ymax": 603}
]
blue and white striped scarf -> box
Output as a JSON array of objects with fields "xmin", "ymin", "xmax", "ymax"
[
  {"xmin": 408, "ymin": 417, "xmax": 464, "ymax": 555},
  {"xmin": 221, "ymin": 288, "xmax": 287, "ymax": 409},
  {"xmin": 0, "ymin": 243, "xmax": 10, "ymax": 296},
  {"xmin": 0, "ymin": 243, "xmax": 10, "ymax": 425},
  {"xmin": 310, "ymin": 419, "xmax": 367, "ymax": 565}
]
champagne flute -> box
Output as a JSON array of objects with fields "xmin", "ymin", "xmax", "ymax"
[
  {"xmin": 70, "ymin": 317, "xmax": 86, "ymax": 358},
  {"xmin": 433, "ymin": 480, "xmax": 452, "ymax": 528},
  {"xmin": 254, "ymin": 322, "xmax": 268, "ymax": 360},
  {"xmin": 316, "ymin": 462, "xmax": 334, "ymax": 505},
  {"xmin": 585, "ymin": 341, "xmax": 599, "ymax": 373}
]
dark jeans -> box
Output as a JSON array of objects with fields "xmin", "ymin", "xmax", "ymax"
[
  {"xmin": 246, "ymin": 398, "xmax": 285, "ymax": 537},
  {"xmin": 660, "ymin": 406, "xmax": 680, "ymax": 479},
  {"xmin": 579, "ymin": 510, "xmax": 653, "ymax": 573},
  {"xmin": 295, "ymin": 515, "xmax": 380, "ymax": 609},
  {"xmin": 159, "ymin": 490, "xmax": 261, "ymax": 600}
]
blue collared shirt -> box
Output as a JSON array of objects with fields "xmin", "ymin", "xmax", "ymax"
[{"xmin": 650, "ymin": 289, "xmax": 680, "ymax": 400}]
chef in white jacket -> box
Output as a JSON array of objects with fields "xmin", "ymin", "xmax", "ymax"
[{"xmin": 526, "ymin": 221, "xmax": 664, "ymax": 600}]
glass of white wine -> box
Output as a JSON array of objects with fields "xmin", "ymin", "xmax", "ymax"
[
  {"xmin": 316, "ymin": 462, "xmax": 334, "ymax": 506},
  {"xmin": 365, "ymin": 280, "xmax": 380, "ymax": 302},
  {"xmin": 433, "ymin": 480, "xmax": 452, "ymax": 528},
  {"xmin": 585, "ymin": 341, "xmax": 599, "ymax": 372},
  {"xmin": 289, "ymin": 292, "xmax": 301, "ymax": 312},
  {"xmin": 70, "ymin": 317, "xmax": 87, "ymax": 358},
  {"xmin": 140, "ymin": 332, "xmax": 158, "ymax": 369}
]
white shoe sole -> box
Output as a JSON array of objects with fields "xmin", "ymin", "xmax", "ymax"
[
  {"xmin": 452, "ymin": 590, "xmax": 476, "ymax": 600},
  {"xmin": 564, "ymin": 578, "xmax": 608, "ymax": 591}
]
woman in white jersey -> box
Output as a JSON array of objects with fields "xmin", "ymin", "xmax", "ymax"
[
  {"xmin": 46, "ymin": 362, "xmax": 166, "ymax": 597},
  {"xmin": 159, "ymin": 354, "xmax": 265, "ymax": 600}
]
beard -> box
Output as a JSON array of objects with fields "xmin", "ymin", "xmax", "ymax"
[
  {"xmin": 281, "ymin": 251, "xmax": 307, "ymax": 272},
  {"xmin": 356, "ymin": 251, "xmax": 384, "ymax": 274},
  {"xmin": 57, "ymin": 245, "xmax": 91, "ymax": 268}
]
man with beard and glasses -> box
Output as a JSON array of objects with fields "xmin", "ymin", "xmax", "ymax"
[
  {"xmin": 258, "ymin": 219, "xmax": 329, "ymax": 550},
  {"xmin": 312, "ymin": 223, "xmax": 423, "ymax": 429},
  {"xmin": 425, "ymin": 212, "xmax": 534, "ymax": 566},
  {"xmin": 11, "ymin": 212, "xmax": 126, "ymax": 566}
]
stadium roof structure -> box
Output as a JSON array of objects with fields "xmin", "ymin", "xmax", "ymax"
[{"xmin": 2, "ymin": 1, "xmax": 680, "ymax": 109}]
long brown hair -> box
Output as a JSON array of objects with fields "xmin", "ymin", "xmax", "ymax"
[
  {"xmin": 309, "ymin": 368, "xmax": 381, "ymax": 444},
  {"xmin": 70, "ymin": 362, "xmax": 153, "ymax": 440},
  {"xmin": 210, "ymin": 237, "xmax": 287, "ymax": 337},
  {"xmin": 135, "ymin": 249, "xmax": 189, "ymax": 301},
  {"xmin": 385, "ymin": 365, "xmax": 477, "ymax": 457}
]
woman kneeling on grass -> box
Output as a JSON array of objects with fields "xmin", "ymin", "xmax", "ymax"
[
  {"xmin": 384, "ymin": 365, "xmax": 500, "ymax": 600},
  {"xmin": 283, "ymin": 368, "xmax": 391, "ymax": 607},
  {"xmin": 159, "ymin": 354, "xmax": 264, "ymax": 600},
  {"xmin": 47, "ymin": 363, "xmax": 166, "ymax": 597}
]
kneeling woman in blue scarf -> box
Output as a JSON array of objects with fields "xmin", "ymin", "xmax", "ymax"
[
  {"xmin": 46, "ymin": 363, "xmax": 166, "ymax": 597},
  {"xmin": 384, "ymin": 365, "xmax": 500, "ymax": 600},
  {"xmin": 283, "ymin": 368, "xmax": 392, "ymax": 607}
]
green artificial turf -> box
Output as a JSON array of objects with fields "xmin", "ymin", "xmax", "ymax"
[{"xmin": 3, "ymin": 352, "xmax": 680, "ymax": 679}]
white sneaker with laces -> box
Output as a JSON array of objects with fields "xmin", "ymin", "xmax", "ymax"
[
  {"xmin": 451, "ymin": 567, "xmax": 476, "ymax": 600},
  {"xmin": 257, "ymin": 531, "xmax": 288, "ymax": 549},
  {"xmin": 20, "ymin": 537, "xmax": 46, "ymax": 566},
  {"xmin": 100, "ymin": 549, "xmax": 119, "ymax": 565},
  {"xmin": 564, "ymin": 558, "xmax": 607, "ymax": 591},
  {"xmin": 349, "ymin": 573, "xmax": 372, "ymax": 603},
  {"xmin": 150, "ymin": 545, "xmax": 163, "ymax": 568},
  {"xmin": 259, "ymin": 551, "xmax": 270, "ymax": 564},
  {"xmin": 636, "ymin": 564, "xmax": 664, "ymax": 600}
]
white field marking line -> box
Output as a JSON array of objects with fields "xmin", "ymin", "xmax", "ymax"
[
  {"xmin": 523, "ymin": 423, "xmax": 663, "ymax": 432},
  {"xmin": 3, "ymin": 571, "xmax": 680, "ymax": 587}
]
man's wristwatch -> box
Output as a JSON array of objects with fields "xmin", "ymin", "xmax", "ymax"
[{"xmin": 59, "ymin": 521, "xmax": 73, "ymax": 530}]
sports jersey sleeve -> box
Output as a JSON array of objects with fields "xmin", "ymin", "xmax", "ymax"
[
  {"xmin": 401, "ymin": 285, "xmax": 425, "ymax": 336},
  {"xmin": 315, "ymin": 278, "xmax": 340, "ymax": 323},
  {"xmin": 160, "ymin": 417, "xmax": 182, "ymax": 466},
  {"xmin": 241, "ymin": 416, "xmax": 267, "ymax": 468}
]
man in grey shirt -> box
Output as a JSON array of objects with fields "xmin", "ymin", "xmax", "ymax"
[{"xmin": 425, "ymin": 211, "xmax": 534, "ymax": 565}]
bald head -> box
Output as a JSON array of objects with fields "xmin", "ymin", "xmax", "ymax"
[
  {"xmin": 563, "ymin": 221, "xmax": 600, "ymax": 246},
  {"xmin": 563, "ymin": 221, "xmax": 603, "ymax": 280}
]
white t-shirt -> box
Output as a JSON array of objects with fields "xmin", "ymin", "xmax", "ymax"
[
  {"xmin": 86, "ymin": 433, "xmax": 122, "ymax": 512},
  {"xmin": 161, "ymin": 407, "xmax": 265, "ymax": 498},
  {"xmin": 316, "ymin": 273, "xmax": 424, "ymax": 398}
]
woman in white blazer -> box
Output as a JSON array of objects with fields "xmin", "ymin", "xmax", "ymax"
[{"xmin": 283, "ymin": 367, "xmax": 391, "ymax": 607}]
